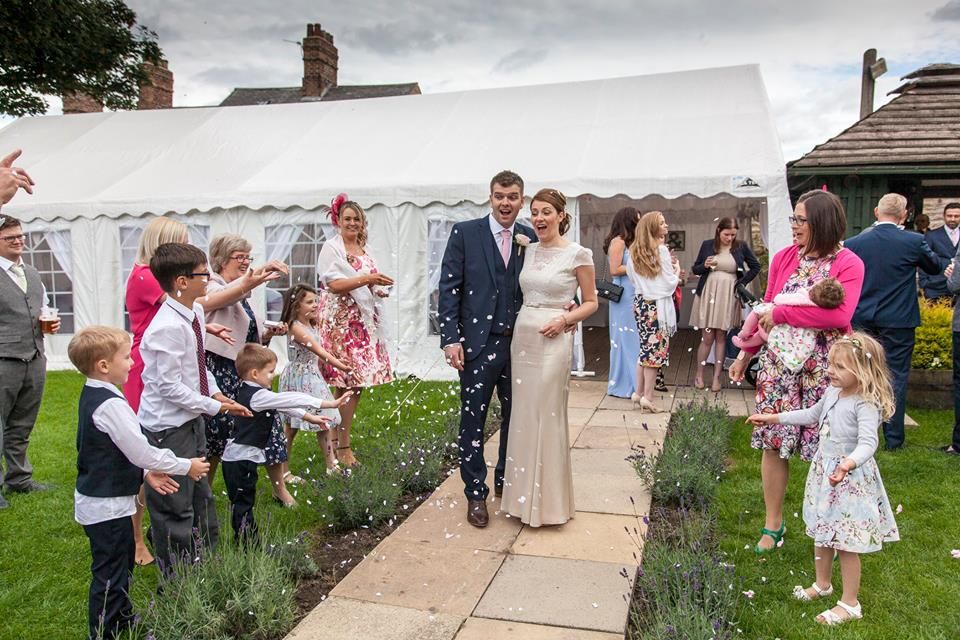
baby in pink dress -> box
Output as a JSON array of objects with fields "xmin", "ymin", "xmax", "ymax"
[{"xmin": 734, "ymin": 277, "xmax": 845, "ymax": 372}]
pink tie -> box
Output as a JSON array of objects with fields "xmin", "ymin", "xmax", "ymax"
[{"xmin": 499, "ymin": 229, "xmax": 511, "ymax": 266}]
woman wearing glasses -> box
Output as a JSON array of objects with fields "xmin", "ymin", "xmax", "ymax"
[
  {"xmin": 729, "ymin": 191, "xmax": 864, "ymax": 555},
  {"xmin": 201, "ymin": 234, "xmax": 292, "ymax": 502}
]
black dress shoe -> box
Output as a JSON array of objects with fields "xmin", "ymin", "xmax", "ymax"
[
  {"xmin": 494, "ymin": 485, "xmax": 503, "ymax": 498},
  {"xmin": 942, "ymin": 445, "xmax": 960, "ymax": 456},
  {"xmin": 467, "ymin": 500, "xmax": 489, "ymax": 528},
  {"xmin": 0, "ymin": 493, "xmax": 8, "ymax": 510},
  {"xmin": 6, "ymin": 480, "xmax": 51, "ymax": 493}
]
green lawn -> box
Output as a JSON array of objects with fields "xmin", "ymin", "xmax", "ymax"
[
  {"xmin": 0, "ymin": 371, "xmax": 459, "ymax": 640},
  {"xmin": 716, "ymin": 410, "xmax": 960, "ymax": 639}
]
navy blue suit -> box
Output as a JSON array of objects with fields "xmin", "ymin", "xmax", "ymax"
[
  {"xmin": 438, "ymin": 216, "xmax": 535, "ymax": 500},
  {"xmin": 845, "ymin": 223, "xmax": 943, "ymax": 448},
  {"xmin": 919, "ymin": 226, "xmax": 957, "ymax": 300}
]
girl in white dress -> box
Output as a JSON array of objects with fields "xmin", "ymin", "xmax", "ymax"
[
  {"xmin": 501, "ymin": 188, "xmax": 598, "ymax": 527},
  {"xmin": 748, "ymin": 332, "xmax": 899, "ymax": 626}
]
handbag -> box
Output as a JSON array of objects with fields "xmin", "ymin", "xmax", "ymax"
[{"xmin": 595, "ymin": 258, "xmax": 623, "ymax": 302}]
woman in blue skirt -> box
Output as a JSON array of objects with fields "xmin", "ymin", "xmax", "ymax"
[{"xmin": 604, "ymin": 207, "xmax": 643, "ymax": 398}]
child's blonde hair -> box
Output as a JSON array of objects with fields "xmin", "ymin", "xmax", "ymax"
[
  {"xmin": 829, "ymin": 332, "xmax": 895, "ymax": 420},
  {"xmin": 236, "ymin": 343, "xmax": 278, "ymax": 379},
  {"xmin": 68, "ymin": 326, "xmax": 131, "ymax": 376}
]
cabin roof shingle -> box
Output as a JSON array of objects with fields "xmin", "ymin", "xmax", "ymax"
[{"xmin": 790, "ymin": 64, "xmax": 960, "ymax": 169}]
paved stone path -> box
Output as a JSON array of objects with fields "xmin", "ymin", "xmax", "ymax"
[{"xmin": 287, "ymin": 381, "xmax": 753, "ymax": 640}]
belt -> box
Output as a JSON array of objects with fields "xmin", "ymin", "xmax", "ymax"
[{"xmin": 0, "ymin": 351, "xmax": 40, "ymax": 363}]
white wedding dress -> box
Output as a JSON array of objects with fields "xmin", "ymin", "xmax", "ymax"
[{"xmin": 501, "ymin": 242, "xmax": 593, "ymax": 526}]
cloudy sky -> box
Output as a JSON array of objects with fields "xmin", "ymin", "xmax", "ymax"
[{"xmin": 10, "ymin": 0, "xmax": 960, "ymax": 160}]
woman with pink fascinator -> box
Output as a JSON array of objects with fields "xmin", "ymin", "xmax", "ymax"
[{"xmin": 314, "ymin": 194, "xmax": 394, "ymax": 466}]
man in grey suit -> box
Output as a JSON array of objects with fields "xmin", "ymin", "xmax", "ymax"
[{"xmin": 0, "ymin": 210, "xmax": 58, "ymax": 509}]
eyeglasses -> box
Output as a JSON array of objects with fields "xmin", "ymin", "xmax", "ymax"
[
  {"xmin": 788, "ymin": 215, "xmax": 808, "ymax": 226},
  {"xmin": 229, "ymin": 254, "xmax": 253, "ymax": 263},
  {"xmin": 0, "ymin": 234, "xmax": 26, "ymax": 243}
]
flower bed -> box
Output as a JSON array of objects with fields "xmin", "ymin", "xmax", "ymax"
[{"xmin": 627, "ymin": 399, "xmax": 744, "ymax": 640}]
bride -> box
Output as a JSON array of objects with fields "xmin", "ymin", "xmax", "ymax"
[{"xmin": 501, "ymin": 188, "xmax": 598, "ymax": 527}]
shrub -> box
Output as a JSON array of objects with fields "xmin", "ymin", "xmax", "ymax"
[
  {"xmin": 629, "ymin": 400, "xmax": 730, "ymax": 507},
  {"xmin": 127, "ymin": 531, "xmax": 301, "ymax": 640},
  {"xmin": 313, "ymin": 460, "xmax": 403, "ymax": 531},
  {"xmin": 913, "ymin": 296, "xmax": 953, "ymax": 369},
  {"xmin": 389, "ymin": 420, "xmax": 459, "ymax": 493}
]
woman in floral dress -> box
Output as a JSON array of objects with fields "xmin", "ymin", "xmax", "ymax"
[
  {"xmin": 315, "ymin": 194, "xmax": 394, "ymax": 466},
  {"xmin": 729, "ymin": 190, "xmax": 864, "ymax": 554}
]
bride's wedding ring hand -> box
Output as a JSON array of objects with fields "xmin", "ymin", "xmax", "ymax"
[{"xmin": 539, "ymin": 316, "xmax": 567, "ymax": 339}]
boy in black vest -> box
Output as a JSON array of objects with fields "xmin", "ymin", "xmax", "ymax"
[
  {"xmin": 68, "ymin": 326, "xmax": 209, "ymax": 640},
  {"xmin": 223, "ymin": 344, "xmax": 348, "ymax": 541}
]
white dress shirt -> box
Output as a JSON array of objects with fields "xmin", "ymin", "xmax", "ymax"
[
  {"xmin": 221, "ymin": 382, "xmax": 325, "ymax": 464},
  {"xmin": 488, "ymin": 214, "xmax": 516, "ymax": 255},
  {"xmin": 948, "ymin": 226, "xmax": 960, "ymax": 247},
  {"xmin": 138, "ymin": 298, "xmax": 222, "ymax": 431},
  {"xmin": 0, "ymin": 254, "xmax": 50, "ymax": 303},
  {"xmin": 75, "ymin": 379, "xmax": 192, "ymax": 526}
]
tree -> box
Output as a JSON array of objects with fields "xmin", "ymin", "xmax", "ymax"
[{"xmin": 0, "ymin": 0, "xmax": 161, "ymax": 117}]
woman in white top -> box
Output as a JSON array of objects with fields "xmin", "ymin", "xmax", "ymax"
[{"xmin": 626, "ymin": 211, "xmax": 681, "ymax": 413}]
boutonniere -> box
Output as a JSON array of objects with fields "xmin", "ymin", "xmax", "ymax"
[{"xmin": 514, "ymin": 233, "xmax": 532, "ymax": 257}]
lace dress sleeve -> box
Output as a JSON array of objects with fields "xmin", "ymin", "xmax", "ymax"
[{"xmin": 572, "ymin": 245, "xmax": 594, "ymax": 270}]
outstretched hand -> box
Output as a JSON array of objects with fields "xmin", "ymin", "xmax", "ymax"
[
  {"xmin": 0, "ymin": 149, "xmax": 35, "ymax": 204},
  {"xmin": 746, "ymin": 412, "xmax": 777, "ymax": 426},
  {"xmin": 145, "ymin": 471, "xmax": 180, "ymax": 495}
]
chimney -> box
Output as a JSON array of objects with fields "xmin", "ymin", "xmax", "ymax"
[
  {"xmin": 138, "ymin": 58, "xmax": 174, "ymax": 110},
  {"xmin": 62, "ymin": 92, "xmax": 102, "ymax": 115},
  {"xmin": 302, "ymin": 23, "xmax": 338, "ymax": 98},
  {"xmin": 859, "ymin": 48, "xmax": 887, "ymax": 119}
]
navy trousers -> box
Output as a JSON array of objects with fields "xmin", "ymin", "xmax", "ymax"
[
  {"xmin": 859, "ymin": 324, "xmax": 914, "ymax": 449},
  {"xmin": 83, "ymin": 516, "xmax": 135, "ymax": 640},
  {"xmin": 222, "ymin": 458, "xmax": 259, "ymax": 543},
  {"xmin": 458, "ymin": 335, "xmax": 512, "ymax": 501}
]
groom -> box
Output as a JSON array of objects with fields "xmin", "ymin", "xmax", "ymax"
[{"xmin": 439, "ymin": 170, "xmax": 535, "ymax": 527}]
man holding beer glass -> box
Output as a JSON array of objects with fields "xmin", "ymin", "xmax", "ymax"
[{"xmin": 0, "ymin": 214, "xmax": 59, "ymax": 509}]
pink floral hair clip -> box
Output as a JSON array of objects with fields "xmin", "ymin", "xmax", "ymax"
[{"xmin": 328, "ymin": 192, "xmax": 348, "ymax": 226}]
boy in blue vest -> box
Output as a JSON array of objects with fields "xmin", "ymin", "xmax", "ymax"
[
  {"xmin": 223, "ymin": 344, "xmax": 348, "ymax": 542},
  {"xmin": 68, "ymin": 326, "xmax": 209, "ymax": 640}
]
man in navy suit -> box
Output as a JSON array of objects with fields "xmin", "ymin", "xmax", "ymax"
[
  {"xmin": 438, "ymin": 170, "xmax": 537, "ymax": 527},
  {"xmin": 845, "ymin": 193, "xmax": 944, "ymax": 449},
  {"xmin": 919, "ymin": 202, "xmax": 960, "ymax": 301}
]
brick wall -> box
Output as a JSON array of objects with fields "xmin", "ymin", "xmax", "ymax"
[
  {"xmin": 302, "ymin": 23, "xmax": 338, "ymax": 97},
  {"xmin": 138, "ymin": 59, "xmax": 174, "ymax": 110}
]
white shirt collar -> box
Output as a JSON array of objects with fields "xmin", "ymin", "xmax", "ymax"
[
  {"xmin": 84, "ymin": 378, "xmax": 124, "ymax": 397},
  {"xmin": 164, "ymin": 296, "xmax": 197, "ymax": 321},
  {"xmin": 488, "ymin": 215, "xmax": 515, "ymax": 237},
  {"xmin": 874, "ymin": 220, "xmax": 899, "ymax": 227},
  {"xmin": 0, "ymin": 254, "xmax": 23, "ymax": 271},
  {"xmin": 242, "ymin": 380, "xmax": 266, "ymax": 389}
]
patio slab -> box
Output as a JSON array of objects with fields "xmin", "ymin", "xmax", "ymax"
[
  {"xmin": 390, "ymin": 490, "xmax": 523, "ymax": 553},
  {"xmin": 330, "ymin": 538, "xmax": 505, "ymax": 616},
  {"xmin": 573, "ymin": 473, "xmax": 651, "ymax": 516},
  {"xmin": 454, "ymin": 617, "xmax": 624, "ymax": 640},
  {"xmin": 586, "ymin": 410, "xmax": 670, "ymax": 429},
  {"xmin": 473, "ymin": 555, "xmax": 634, "ymax": 633},
  {"xmin": 573, "ymin": 426, "xmax": 664, "ymax": 450},
  {"xmin": 285, "ymin": 597, "xmax": 463, "ymax": 640},
  {"xmin": 571, "ymin": 448, "xmax": 637, "ymax": 477},
  {"xmin": 512, "ymin": 511, "xmax": 645, "ymax": 565}
]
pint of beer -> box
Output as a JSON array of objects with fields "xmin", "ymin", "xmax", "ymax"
[{"xmin": 39, "ymin": 307, "xmax": 59, "ymax": 334}]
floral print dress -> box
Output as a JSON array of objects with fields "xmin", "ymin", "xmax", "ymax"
[
  {"xmin": 634, "ymin": 297, "xmax": 670, "ymax": 368},
  {"xmin": 317, "ymin": 253, "xmax": 393, "ymax": 388},
  {"xmin": 752, "ymin": 253, "xmax": 844, "ymax": 461}
]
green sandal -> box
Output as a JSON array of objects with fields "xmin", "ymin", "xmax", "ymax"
[{"xmin": 754, "ymin": 522, "xmax": 785, "ymax": 555}]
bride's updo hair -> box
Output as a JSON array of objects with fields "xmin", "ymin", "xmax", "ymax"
[{"xmin": 532, "ymin": 188, "xmax": 570, "ymax": 235}]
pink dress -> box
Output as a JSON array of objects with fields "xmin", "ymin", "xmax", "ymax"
[
  {"xmin": 317, "ymin": 253, "xmax": 393, "ymax": 388},
  {"xmin": 123, "ymin": 264, "xmax": 165, "ymax": 412}
]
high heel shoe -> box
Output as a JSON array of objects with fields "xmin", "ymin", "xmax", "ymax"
[
  {"xmin": 754, "ymin": 521, "xmax": 785, "ymax": 555},
  {"xmin": 693, "ymin": 378, "xmax": 706, "ymax": 390},
  {"xmin": 631, "ymin": 394, "xmax": 660, "ymax": 413}
]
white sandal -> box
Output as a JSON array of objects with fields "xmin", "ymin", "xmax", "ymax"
[
  {"xmin": 816, "ymin": 600, "xmax": 862, "ymax": 625},
  {"xmin": 792, "ymin": 582, "xmax": 833, "ymax": 601},
  {"xmin": 282, "ymin": 471, "xmax": 305, "ymax": 485}
]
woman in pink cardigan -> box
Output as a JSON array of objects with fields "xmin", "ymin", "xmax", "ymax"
[{"xmin": 729, "ymin": 190, "xmax": 864, "ymax": 554}]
